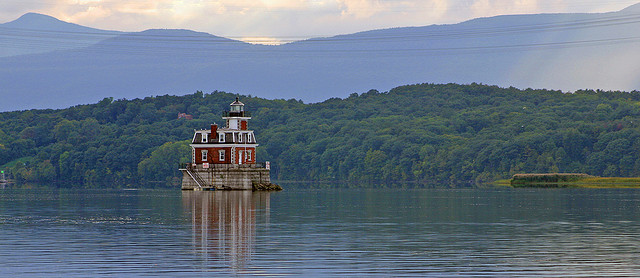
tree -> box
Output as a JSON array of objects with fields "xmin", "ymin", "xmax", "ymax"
[{"xmin": 138, "ymin": 140, "xmax": 191, "ymax": 184}]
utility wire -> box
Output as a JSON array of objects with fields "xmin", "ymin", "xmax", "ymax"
[
  {"xmin": 1, "ymin": 11, "xmax": 640, "ymax": 54},
  {"xmin": 3, "ymin": 11, "xmax": 640, "ymax": 43}
]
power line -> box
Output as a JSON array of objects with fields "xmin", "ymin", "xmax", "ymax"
[
  {"xmin": 1, "ymin": 10, "xmax": 640, "ymax": 55},
  {"xmin": 3, "ymin": 10, "xmax": 640, "ymax": 42}
]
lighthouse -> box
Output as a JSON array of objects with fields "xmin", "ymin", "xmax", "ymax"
[
  {"xmin": 180, "ymin": 98, "xmax": 279, "ymax": 190},
  {"xmin": 191, "ymin": 98, "xmax": 257, "ymax": 166}
]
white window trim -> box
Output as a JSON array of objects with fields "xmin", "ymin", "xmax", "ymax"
[
  {"xmin": 201, "ymin": 150, "xmax": 208, "ymax": 161},
  {"xmin": 219, "ymin": 133, "xmax": 225, "ymax": 143},
  {"xmin": 202, "ymin": 133, "xmax": 208, "ymax": 143},
  {"xmin": 219, "ymin": 150, "xmax": 225, "ymax": 161}
]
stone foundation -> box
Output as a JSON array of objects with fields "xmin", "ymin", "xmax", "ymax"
[{"xmin": 180, "ymin": 164, "xmax": 271, "ymax": 190}]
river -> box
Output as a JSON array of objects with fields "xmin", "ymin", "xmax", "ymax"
[{"xmin": 1, "ymin": 187, "xmax": 639, "ymax": 276}]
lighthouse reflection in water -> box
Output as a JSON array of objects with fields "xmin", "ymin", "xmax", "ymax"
[{"xmin": 182, "ymin": 191, "xmax": 271, "ymax": 270}]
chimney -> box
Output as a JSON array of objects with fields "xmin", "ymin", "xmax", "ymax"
[{"xmin": 211, "ymin": 124, "xmax": 218, "ymax": 140}]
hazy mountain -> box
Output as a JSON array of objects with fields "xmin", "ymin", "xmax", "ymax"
[
  {"xmin": 0, "ymin": 13, "xmax": 121, "ymax": 57},
  {"xmin": 1, "ymin": 5, "xmax": 639, "ymax": 111}
]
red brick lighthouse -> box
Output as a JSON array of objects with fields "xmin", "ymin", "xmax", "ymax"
[
  {"xmin": 191, "ymin": 98, "xmax": 257, "ymax": 166},
  {"xmin": 180, "ymin": 98, "xmax": 278, "ymax": 190}
]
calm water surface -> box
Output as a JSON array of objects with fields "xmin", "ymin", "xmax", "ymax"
[{"xmin": 1, "ymin": 187, "xmax": 639, "ymax": 277}]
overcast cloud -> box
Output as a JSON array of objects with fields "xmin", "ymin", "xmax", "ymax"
[{"xmin": 1, "ymin": 0, "xmax": 638, "ymax": 43}]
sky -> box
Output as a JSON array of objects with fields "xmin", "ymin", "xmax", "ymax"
[{"xmin": 1, "ymin": 0, "xmax": 639, "ymax": 44}]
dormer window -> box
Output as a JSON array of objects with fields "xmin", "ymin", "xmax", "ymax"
[
  {"xmin": 202, "ymin": 133, "xmax": 208, "ymax": 143},
  {"xmin": 219, "ymin": 133, "xmax": 225, "ymax": 143},
  {"xmin": 239, "ymin": 133, "xmax": 243, "ymax": 143}
]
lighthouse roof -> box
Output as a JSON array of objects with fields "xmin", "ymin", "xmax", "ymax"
[{"xmin": 230, "ymin": 97, "xmax": 244, "ymax": 106}]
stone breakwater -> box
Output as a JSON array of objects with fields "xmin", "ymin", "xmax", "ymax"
[{"xmin": 252, "ymin": 183, "xmax": 283, "ymax": 191}]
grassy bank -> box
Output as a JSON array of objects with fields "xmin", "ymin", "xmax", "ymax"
[
  {"xmin": 508, "ymin": 173, "xmax": 640, "ymax": 188},
  {"xmin": 569, "ymin": 177, "xmax": 640, "ymax": 188}
]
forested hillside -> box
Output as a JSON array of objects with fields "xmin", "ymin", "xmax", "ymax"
[{"xmin": 1, "ymin": 83, "xmax": 640, "ymax": 187}]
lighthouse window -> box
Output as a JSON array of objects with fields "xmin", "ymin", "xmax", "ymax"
[
  {"xmin": 201, "ymin": 150, "xmax": 208, "ymax": 161},
  {"xmin": 247, "ymin": 150, "xmax": 252, "ymax": 161},
  {"xmin": 219, "ymin": 150, "xmax": 226, "ymax": 161}
]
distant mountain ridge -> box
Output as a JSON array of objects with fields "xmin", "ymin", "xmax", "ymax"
[
  {"xmin": 621, "ymin": 2, "xmax": 640, "ymax": 12},
  {"xmin": 0, "ymin": 13, "xmax": 121, "ymax": 57},
  {"xmin": 3, "ymin": 13, "xmax": 106, "ymax": 32},
  {"xmin": 1, "ymin": 5, "xmax": 640, "ymax": 111}
]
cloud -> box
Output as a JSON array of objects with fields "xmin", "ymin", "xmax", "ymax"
[
  {"xmin": 468, "ymin": 0, "xmax": 540, "ymax": 17},
  {"xmin": 334, "ymin": 0, "xmax": 450, "ymax": 20},
  {"xmin": 337, "ymin": 0, "xmax": 384, "ymax": 18}
]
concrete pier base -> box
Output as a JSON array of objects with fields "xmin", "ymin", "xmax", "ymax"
[{"xmin": 180, "ymin": 164, "xmax": 272, "ymax": 190}]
